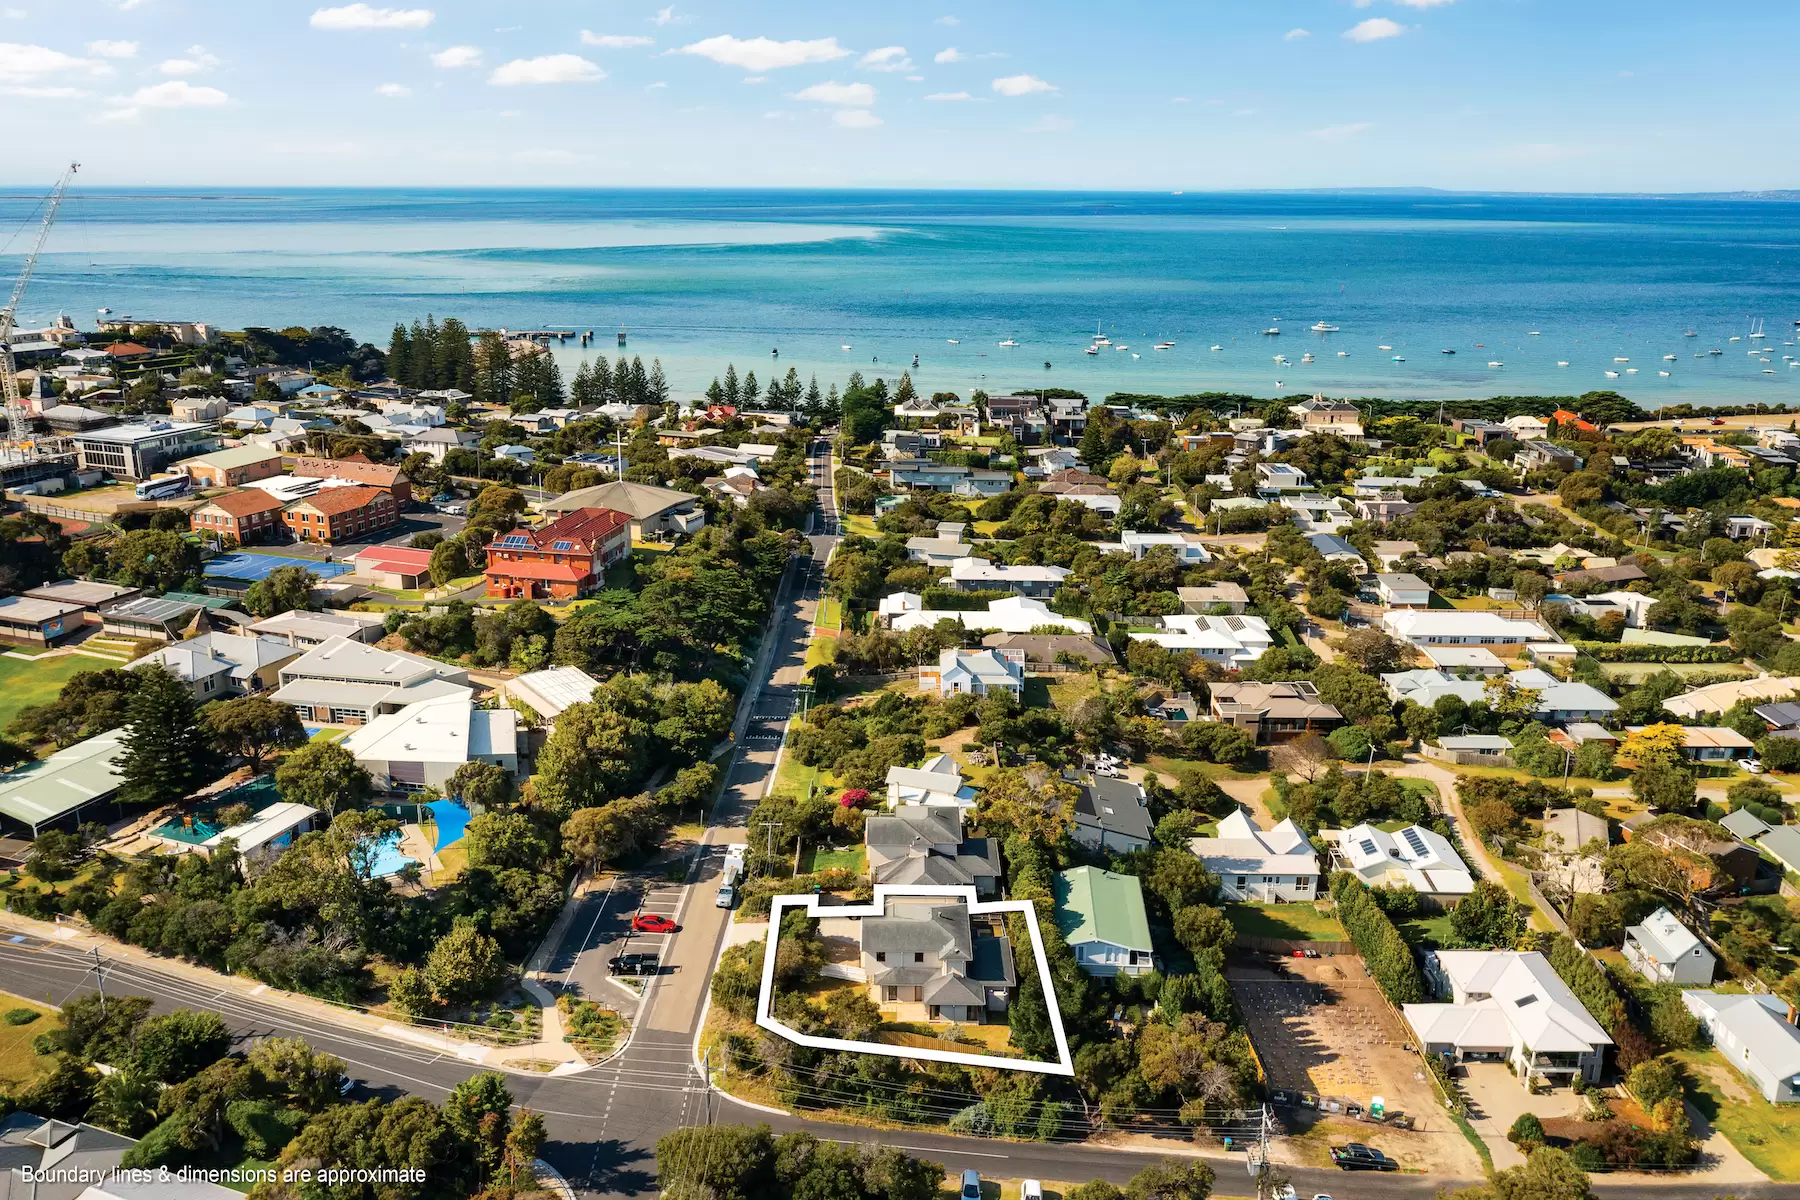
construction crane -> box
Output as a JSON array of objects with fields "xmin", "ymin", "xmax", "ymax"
[{"xmin": 1, "ymin": 162, "xmax": 79, "ymax": 443}]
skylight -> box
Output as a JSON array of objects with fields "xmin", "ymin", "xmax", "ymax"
[{"xmin": 1514, "ymin": 994, "xmax": 1538, "ymax": 1007}]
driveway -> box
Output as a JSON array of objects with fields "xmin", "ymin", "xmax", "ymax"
[{"xmin": 1458, "ymin": 1061, "xmax": 1584, "ymax": 1170}]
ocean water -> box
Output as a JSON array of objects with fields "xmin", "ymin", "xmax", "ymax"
[{"xmin": 6, "ymin": 187, "xmax": 1800, "ymax": 406}]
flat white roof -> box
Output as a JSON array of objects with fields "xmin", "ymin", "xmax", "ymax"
[
  {"xmin": 203, "ymin": 801, "xmax": 319, "ymax": 852},
  {"xmin": 508, "ymin": 666, "xmax": 601, "ymax": 719}
]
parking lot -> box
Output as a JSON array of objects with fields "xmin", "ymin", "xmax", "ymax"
[{"xmin": 554, "ymin": 871, "xmax": 691, "ymax": 1007}]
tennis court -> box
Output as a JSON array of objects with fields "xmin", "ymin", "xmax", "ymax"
[{"xmin": 204, "ymin": 552, "xmax": 353, "ymax": 581}]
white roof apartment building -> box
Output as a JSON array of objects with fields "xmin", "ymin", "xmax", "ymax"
[
  {"xmin": 1382, "ymin": 609, "xmax": 1555, "ymax": 647},
  {"xmin": 1188, "ymin": 810, "xmax": 1320, "ymax": 903},
  {"xmin": 1128, "ymin": 613, "xmax": 1272, "ymax": 668},
  {"xmin": 1327, "ymin": 821, "xmax": 1475, "ymax": 899},
  {"xmin": 881, "ymin": 593, "xmax": 1092, "ymax": 636},
  {"xmin": 342, "ymin": 691, "xmax": 520, "ymax": 792},
  {"xmin": 272, "ymin": 636, "xmax": 471, "ymax": 726},
  {"xmin": 1406, "ymin": 950, "xmax": 1612, "ymax": 1088}
]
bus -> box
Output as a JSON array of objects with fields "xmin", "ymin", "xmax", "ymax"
[{"xmin": 134, "ymin": 474, "xmax": 193, "ymax": 500}]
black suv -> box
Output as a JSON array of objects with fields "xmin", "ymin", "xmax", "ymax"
[
  {"xmin": 1330, "ymin": 1143, "xmax": 1396, "ymax": 1171},
  {"xmin": 609, "ymin": 952, "xmax": 660, "ymax": 976}
]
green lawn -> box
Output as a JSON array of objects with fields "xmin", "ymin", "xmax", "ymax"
[
  {"xmin": 1144, "ymin": 754, "xmax": 1270, "ymax": 784},
  {"xmin": 308, "ymin": 727, "xmax": 348, "ymax": 743},
  {"xmin": 815, "ymin": 597, "xmax": 844, "ymax": 633},
  {"xmin": 842, "ymin": 514, "xmax": 879, "ymax": 539},
  {"xmin": 1604, "ymin": 661, "xmax": 1755, "ymax": 683},
  {"xmin": 1673, "ymin": 1047, "xmax": 1800, "ymax": 1180},
  {"xmin": 0, "ymin": 993, "xmax": 62, "ymax": 1094},
  {"xmin": 774, "ymin": 752, "xmax": 826, "ymax": 802},
  {"xmin": 801, "ymin": 846, "xmax": 866, "ymax": 874},
  {"xmin": 0, "ymin": 654, "xmax": 101, "ymax": 737},
  {"xmin": 1398, "ymin": 911, "xmax": 1459, "ymax": 949},
  {"xmin": 1223, "ymin": 902, "xmax": 1346, "ymax": 943}
]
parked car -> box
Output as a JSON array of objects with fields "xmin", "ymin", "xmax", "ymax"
[
  {"xmin": 632, "ymin": 914, "xmax": 678, "ymax": 934},
  {"xmin": 715, "ymin": 883, "xmax": 737, "ymax": 909},
  {"xmin": 1740, "ymin": 758, "xmax": 1766, "ymax": 774},
  {"xmin": 1330, "ymin": 1144, "xmax": 1396, "ymax": 1171},
  {"xmin": 958, "ymin": 1170, "xmax": 981, "ymax": 1200},
  {"xmin": 608, "ymin": 952, "xmax": 660, "ymax": 976},
  {"xmin": 438, "ymin": 503, "xmax": 465, "ymax": 515},
  {"xmin": 337, "ymin": 1074, "xmax": 358, "ymax": 1097},
  {"xmin": 1020, "ymin": 1182, "xmax": 1042, "ymax": 1200}
]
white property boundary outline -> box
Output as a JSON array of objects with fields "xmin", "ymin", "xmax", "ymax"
[{"xmin": 756, "ymin": 884, "xmax": 1075, "ymax": 1076}]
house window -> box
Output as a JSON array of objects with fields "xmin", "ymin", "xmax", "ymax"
[
  {"xmin": 884, "ymin": 986, "xmax": 897, "ymax": 1002},
  {"xmin": 914, "ymin": 952, "xmax": 925, "ymax": 963},
  {"xmin": 1235, "ymin": 876, "xmax": 1247, "ymax": 890},
  {"xmin": 875, "ymin": 952, "xmax": 886, "ymax": 963},
  {"xmin": 1261, "ymin": 876, "xmax": 1274, "ymax": 884}
]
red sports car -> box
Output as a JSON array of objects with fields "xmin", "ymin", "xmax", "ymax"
[{"xmin": 632, "ymin": 914, "xmax": 678, "ymax": 934}]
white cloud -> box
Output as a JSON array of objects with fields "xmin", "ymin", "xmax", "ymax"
[
  {"xmin": 2, "ymin": 10, "xmax": 26, "ymax": 20},
  {"xmin": 1232, "ymin": 107, "xmax": 1256, "ymax": 117},
  {"xmin": 0, "ymin": 42, "xmax": 108, "ymax": 82},
  {"xmin": 676, "ymin": 34, "xmax": 849, "ymax": 72},
  {"xmin": 430, "ymin": 45, "xmax": 481, "ymax": 68},
  {"xmin": 159, "ymin": 45, "xmax": 220, "ymax": 74},
  {"xmin": 935, "ymin": 15, "xmax": 959, "ymax": 25},
  {"xmin": 925, "ymin": 90, "xmax": 971, "ymax": 101},
  {"xmin": 1344, "ymin": 18, "xmax": 1405, "ymax": 42},
  {"xmin": 1284, "ymin": 28, "xmax": 1310, "ymax": 40},
  {"xmin": 646, "ymin": 80, "xmax": 667, "ymax": 89},
  {"xmin": 858, "ymin": 45, "xmax": 911, "ymax": 72},
  {"xmin": 991, "ymin": 72, "xmax": 1054, "ymax": 96},
  {"xmin": 1309, "ymin": 121, "xmax": 1373, "ymax": 140},
  {"xmin": 794, "ymin": 80, "xmax": 873, "ymax": 106},
  {"xmin": 309, "ymin": 5, "xmax": 434, "ymax": 32},
  {"xmin": 1024, "ymin": 114, "xmax": 1071, "ymax": 133},
  {"xmin": 127, "ymin": 78, "xmax": 229, "ymax": 106},
  {"xmin": 653, "ymin": 6, "xmax": 675, "ymax": 25},
  {"xmin": 833, "ymin": 107, "xmax": 879, "ymax": 128},
  {"xmin": 489, "ymin": 54, "xmax": 603, "ymax": 85},
  {"xmin": 375, "ymin": 81, "xmax": 410, "ymax": 96},
  {"xmin": 905, "ymin": 74, "xmax": 922, "ymax": 81},
  {"xmin": 933, "ymin": 46, "xmax": 962, "ymax": 63},
  {"xmin": 1171, "ymin": 96, "xmax": 1189, "ymax": 103},
  {"xmin": 86, "ymin": 40, "xmax": 137, "ymax": 58},
  {"xmin": 581, "ymin": 32, "xmax": 653, "ymax": 48}
]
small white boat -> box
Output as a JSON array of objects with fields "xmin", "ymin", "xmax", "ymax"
[
  {"xmin": 1261, "ymin": 327, "xmax": 1281, "ymax": 336},
  {"xmin": 1684, "ymin": 330, "xmax": 1697, "ymax": 337},
  {"xmin": 1301, "ymin": 352, "xmax": 1314, "ymax": 363},
  {"xmin": 1730, "ymin": 335, "xmax": 1742, "ymax": 342},
  {"xmin": 1311, "ymin": 322, "xmax": 1340, "ymax": 332},
  {"xmin": 1131, "ymin": 353, "xmax": 1140, "ymax": 359},
  {"xmin": 1488, "ymin": 360, "xmax": 1504, "ymax": 368},
  {"xmin": 1337, "ymin": 350, "xmax": 1349, "ymax": 357},
  {"xmin": 947, "ymin": 338, "xmax": 960, "ymax": 344},
  {"xmin": 1605, "ymin": 370, "xmax": 1620, "ymax": 378},
  {"xmin": 998, "ymin": 339, "xmax": 1017, "ymax": 347},
  {"xmin": 1084, "ymin": 346, "xmax": 1099, "ymax": 356},
  {"xmin": 1663, "ymin": 354, "xmax": 1677, "ymax": 361},
  {"xmin": 1557, "ymin": 360, "xmax": 1570, "ymax": 367},
  {"xmin": 1659, "ymin": 371, "xmax": 1671, "ymax": 376},
  {"xmin": 1391, "ymin": 355, "xmax": 1406, "ymax": 362},
  {"xmin": 1209, "ymin": 344, "xmax": 1223, "ymax": 351},
  {"xmin": 1114, "ymin": 344, "xmax": 1128, "ymax": 351},
  {"xmin": 1614, "ymin": 357, "xmax": 1630, "ymax": 363},
  {"xmin": 1625, "ymin": 367, "xmax": 1638, "ymax": 374},
  {"xmin": 1709, "ymin": 348, "xmax": 1723, "ymax": 355},
  {"xmin": 1273, "ymin": 355, "xmax": 1288, "ymax": 363},
  {"xmin": 1528, "ymin": 330, "xmax": 1542, "ymax": 336},
  {"xmin": 1379, "ymin": 344, "xmax": 1393, "ymax": 350},
  {"xmin": 1094, "ymin": 337, "xmax": 1111, "ymax": 346},
  {"xmin": 841, "ymin": 344, "xmax": 852, "ymax": 350},
  {"xmin": 1766, "ymin": 369, "xmax": 1778, "ymax": 374}
]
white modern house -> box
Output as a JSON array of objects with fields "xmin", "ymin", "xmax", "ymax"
[
  {"xmin": 1118, "ymin": 531, "xmax": 1213, "ymax": 564},
  {"xmin": 885, "ymin": 754, "xmax": 976, "ymax": 810},
  {"xmin": 272, "ymin": 637, "xmax": 471, "ymax": 726},
  {"xmin": 919, "ymin": 648, "xmax": 1024, "ymax": 700},
  {"xmin": 1405, "ymin": 950, "xmax": 1612, "ymax": 1088},
  {"xmin": 1681, "ymin": 990, "xmax": 1800, "ymax": 1103},
  {"xmin": 946, "ymin": 557, "xmax": 1072, "ymax": 597},
  {"xmin": 341, "ymin": 692, "xmax": 520, "ymax": 792},
  {"xmin": 882, "ymin": 593, "xmax": 1092, "ymax": 636},
  {"xmin": 1328, "ymin": 822, "xmax": 1475, "ymax": 902},
  {"xmin": 1187, "ymin": 810, "xmax": 1320, "ymax": 903},
  {"xmin": 1382, "ymin": 610, "xmax": 1555, "ymax": 647},
  {"xmin": 1127, "ymin": 613, "xmax": 1273, "ymax": 668},
  {"xmin": 1623, "ymin": 908, "xmax": 1716, "ymax": 986},
  {"xmin": 1376, "ymin": 573, "xmax": 1433, "ymax": 607}
]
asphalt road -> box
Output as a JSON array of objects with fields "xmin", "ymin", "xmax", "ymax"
[{"xmin": 9, "ymin": 441, "xmax": 1785, "ymax": 1199}]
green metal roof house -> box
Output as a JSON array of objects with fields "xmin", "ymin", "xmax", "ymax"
[{"xmin": 1054, "ymin": 865, "xmax": 1154, "ymax": 977}]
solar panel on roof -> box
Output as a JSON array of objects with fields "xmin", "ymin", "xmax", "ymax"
[
  {"xmin": 499, "ymin": 535, "xmax": 531, "ymax": 548},
  {"xmin": 551, "ymin": 540, "xmax": 574, "ymax": 550},
  {"xmin": 1401, "ymin": 828, "xmax": 1430, "ymax": 858},
  {"xmin": 1358, "ymin": 839, "xmax": 1378, "ymax": 856}
]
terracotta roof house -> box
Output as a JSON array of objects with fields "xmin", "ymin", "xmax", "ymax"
[
  {"xmin": 100, "ymin": 341, "xmax": 154, "ymax": 359},
  {"xmin": 188, "ymin": 488, "xmax": 286, "ymax": 544},
  {"xmin": 484, "ymin": 507, "xmax": 631, "ymax": 600}
]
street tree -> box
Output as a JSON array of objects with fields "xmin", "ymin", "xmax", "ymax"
[{"xmin": 274, "ymin": 740, "xmax": 373, "ymax": 816}]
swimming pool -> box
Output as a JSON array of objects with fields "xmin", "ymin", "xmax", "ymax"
[{"xmin": 369, "ymin": 831, "xmax": 417, "ymax": 879}]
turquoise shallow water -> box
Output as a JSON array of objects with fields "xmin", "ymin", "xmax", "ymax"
[{"xmin": 6, "ymin": 187, "xmax": 1799, "ymax": 404}]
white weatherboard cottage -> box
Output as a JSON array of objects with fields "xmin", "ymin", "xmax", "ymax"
[
  {"xmin": 1623, "ymin": 907, "xmax": 1715, "ymax": 986},
  {"xmin": 1187, "ymin": 810, "xmax": 1320, "ymax": 902},
  {"xmin": 1682, "ymin": 990, "xmax": 1800, "ymax": 1103}
]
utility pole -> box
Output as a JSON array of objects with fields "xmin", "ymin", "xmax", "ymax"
[
  {"xmin": 91, "ymin": 946, "xmax": 106, "ymax": 1016},
  {"xmin": 1252, "ymin": 1103, "xmax": 1277, "ymax": 1200},
  {"xmin": 758, "ymin": 821, "xmax": 780, "ymax": 875},
  {"xmin": 701, "ymin": 1046, "xmax": 713, "ymax": 1126}
]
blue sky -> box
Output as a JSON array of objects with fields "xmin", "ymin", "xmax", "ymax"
[{"xmin": 5, "ymin": 0, "xmax": 1796, "ymax": 191}]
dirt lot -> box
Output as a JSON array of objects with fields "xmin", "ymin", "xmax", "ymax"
[{"xmin": 1227, "ymin": 954, "xmax": 1485, "ymax": 1177}]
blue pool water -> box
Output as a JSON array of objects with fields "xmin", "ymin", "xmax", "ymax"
[{"xmin": 370, "ymin": 832, "xmax": 417, "ymax": 879}]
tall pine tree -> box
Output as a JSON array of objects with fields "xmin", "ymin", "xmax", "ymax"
[
  {"xmin": 721, "ymin": 364, "xmax": 740, "ymax": 406},
  {"xmin": 647, "ymin": 359, "xmax": 668, "ymax": 406},
  {"xmin": 387, "ymin": 324, "xmax": 412, "ymax": 386},
  {"xmin": 629, "ymin": 357, "xmax": 647, "ymax": 404},
  {"xmin": 118, "ymin": 664, "xmax": 216, "ymax": 806},
  {"xmin": 437, "ymin": 317, "xmax": 476, "ymax": 391},
  {"xmin": 741, "ymin": 370, "xmax": 758, "ymax": 407},
  {"xmin": 474, "ymin": 332, "xmax": 513, "ymax": 406},
  {"xmin": 592, "ymin": 356, "xmax": 614, "ymax": 404}
]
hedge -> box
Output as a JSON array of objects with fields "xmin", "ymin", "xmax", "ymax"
[
  {"xmin": 1545, "ymin": 933, "xmax": 1628, "ymax": 1034},
  {"xmin": 1571, "ymin": 642, "xmax": 1740, "ymax": 663},
  {"xmin": 1329, "ymin": 873, "xmax": 1425, "ymax": 1005}
]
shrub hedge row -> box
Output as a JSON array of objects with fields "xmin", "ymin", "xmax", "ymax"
[
  {"xmin": 1329, "ymin": 872, "xmax": 1425, "ymax": 1005},
  {"xmin": 1571, "ymin": 642, "xmax": 1740, "ymax": 663}
]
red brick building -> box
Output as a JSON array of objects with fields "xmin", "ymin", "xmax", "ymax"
[
  {"xmin": 484, "ymin": 507, "xmax": 631, "ymax": 600},
  {"xmin": 292, "ymin": 455, "xmax": 413, "ymax": 506},
  {"xmin": 190, "ymin": 489, "xmax": 286, "ymax": 545},
  {"xmin": 283, "ymin": 485, "xmax": 398, "ymax": 544}
]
